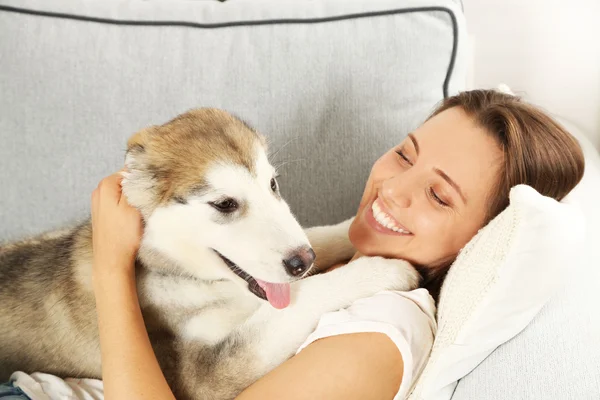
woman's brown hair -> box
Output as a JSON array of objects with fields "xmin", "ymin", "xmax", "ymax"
[{"xmin": 422, "ymin": 89, "xmax": 585, "ymax": 300}]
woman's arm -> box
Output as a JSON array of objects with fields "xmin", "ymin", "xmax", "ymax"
[
  {"xmin": 237, "ymin": 332, "xmax": 404, "ymax": 400},
  {"xmin": 91, "ymin": 172, "xmax": 176, "ymax": 400}
]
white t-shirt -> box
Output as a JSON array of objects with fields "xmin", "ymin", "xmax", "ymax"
[
  {"xmin": 297, "ymin": 289, "xmax": 436, "ymax": 399},
  {"xmin": 11, "ymin": 289, "xmax": 436, "ymax": 400},
  {"xmin": 9, "ymin": 372, "xmax": 104, "ymax": 400}
]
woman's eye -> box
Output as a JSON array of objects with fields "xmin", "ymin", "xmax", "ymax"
[
  {"xmin": 210, "ymin": 198, "xmax": 239, "ymax": 213},
  {"xmin": 429, "ymin": 188, "xmax": 449, "ymax": 207},
  {"xmin": 270, "ymin": 177, "xmax": 278, "ymax": 192},
  {"xmin": 395, "ymin": 149, "xmax": 412, "ymax": 165}
]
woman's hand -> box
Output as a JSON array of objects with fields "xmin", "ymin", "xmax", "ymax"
[
  {"xmin": 91, "ymin": 171, "xmax": 143, "ymax": 279},
  {"xmin": 91, "ymin": 171, "xmax": 176, "ymax": 400}
]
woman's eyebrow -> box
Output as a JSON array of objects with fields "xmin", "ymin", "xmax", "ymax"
[
  {"xmin": 408, "ymin": 133, "xmax": 419, "ymax": 154},
  {"xmin": 434, "ymin": 168, "xmax": 468, "ymax": 205}
]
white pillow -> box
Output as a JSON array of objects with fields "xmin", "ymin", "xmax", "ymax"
[{"xmin": 407, "ymin": 185, "xmax": 585, "ymax": 400}]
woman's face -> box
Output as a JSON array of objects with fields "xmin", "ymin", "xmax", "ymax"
[{"xmin": 349, "ymin": 107, "xmax": 503, "ymax": 267}]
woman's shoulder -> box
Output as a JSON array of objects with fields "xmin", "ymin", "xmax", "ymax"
[
  {"xmin": 298, "ymin": 288, "xmax": 437, "ymax": 358},
  {"xmin": 315, "ymin": 288, "xmax": 437, "ymax": 334},
  {"xmin": 371, "ymin": 289, "xmax": 437, "ymax": 328},
  {"xmin": 297, "ymin": 289, "xmax": 437, "ymax": 399}
]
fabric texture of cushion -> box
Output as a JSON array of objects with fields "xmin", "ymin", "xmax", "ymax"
[
  {"xmin": 0, "ymin": 0, "xmax": 467, "ymax": 241},
  {"xmin": 408, "ymin": 184, "xmax": 586, "ymax": 400}
]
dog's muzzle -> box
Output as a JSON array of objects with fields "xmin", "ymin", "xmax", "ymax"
[{"xmin": 213, "ymin": 250, "xmax": 267, "ymax": 301}]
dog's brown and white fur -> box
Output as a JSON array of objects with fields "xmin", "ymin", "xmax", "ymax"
[{"xmin": 0, "ymin": 109, "xmax": 419, "ymax": 399}]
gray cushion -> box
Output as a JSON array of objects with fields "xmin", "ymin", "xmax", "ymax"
[
  {"xmin": 0, "ymin": 0, "xmax": 467, "ymax": 240},
  {"xmin": 451, "ymin": 124, "xmax": 600, "ymax": 400}
]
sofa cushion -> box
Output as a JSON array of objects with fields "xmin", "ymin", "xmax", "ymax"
[
  {"xmin": 450, "ymin": 122, "xmax": 600, "ymax": 400},
  {"xmin": 408, "ymin": 184, "xmax": 585, "ymax": 400},
  {"xmin": 0, "ymin": 0, "xmax": 467, "ymax": 240}
]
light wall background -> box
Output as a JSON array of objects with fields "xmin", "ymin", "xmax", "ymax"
[{"xmin": 463, "ymin": 0, "xmax": 600, "ymax": 150}]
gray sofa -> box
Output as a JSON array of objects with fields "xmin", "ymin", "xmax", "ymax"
[{"xmin": 1, "ymin": 0, "xmax": 598, "ymax": 399}]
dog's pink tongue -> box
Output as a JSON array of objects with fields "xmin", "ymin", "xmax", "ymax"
[{"xmin": 256, "ymin": 279, "xmax": 291, "ymax": 309}]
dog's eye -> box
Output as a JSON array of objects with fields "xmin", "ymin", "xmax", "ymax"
[
  {"xmin": 270, "ymin": 178, "xmax": 278, "ymax": 192},
  {"xmin": 209, "ymin": 198, "xmax": 239, "ymax": 213}
]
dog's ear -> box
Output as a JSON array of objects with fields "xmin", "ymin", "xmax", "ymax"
[
  {"xmin": 127, "ymin": 126, "xmax": 157, "ymax": 154},
  {"xmin": 125, "ymin": 126, "xmax": 158, "ymax": 171},
  {"xmin": 123, "ymin": 126, "xmax": 159, "ymax": 215}
]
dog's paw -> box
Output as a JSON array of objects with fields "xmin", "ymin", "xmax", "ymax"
[
  {"xmin": 343, "ymin": 256, "xmax": 420, "ymax": 295},
  {"xmin": 291, "ymin": 255, "xmax": 420, "ymax": 316},
  {"xmin": 292, "ymin": 256, "xmax": 420, "ymax": 314}
]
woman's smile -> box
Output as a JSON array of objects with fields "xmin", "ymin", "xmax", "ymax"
[{"xmin": 365, "ymin": 197, "xmax": 413, "ymax": 236}]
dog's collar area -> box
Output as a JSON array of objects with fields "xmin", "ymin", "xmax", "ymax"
[{"xmin": 212, "ymin": 250, "xmax": 267, "ymax": 301}]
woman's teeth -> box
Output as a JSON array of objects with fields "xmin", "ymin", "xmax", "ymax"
[{"xmin": 371, "ymin": 200, "xmax": 411, "ymax": 234}]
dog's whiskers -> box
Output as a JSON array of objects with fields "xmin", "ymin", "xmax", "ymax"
[
  {"xmin": 302, "ymin": 263, "xmax": 321, "ymax": 278},
  {"xmin": 274, "ymin": 158, "xmax": 306, "ymax": 173},
  {"xmin": 269, "ymin": 137, "xmax": 300, "ymax": 162}
]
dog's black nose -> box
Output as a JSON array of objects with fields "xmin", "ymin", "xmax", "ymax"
[{"xmin": 283, "ymin": 247, "xmax": 316, "ymax": 277}]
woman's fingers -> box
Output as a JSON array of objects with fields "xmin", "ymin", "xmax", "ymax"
[{"xmin": 94, "ymin": 172, "xmax": 124, "ymax": 203}]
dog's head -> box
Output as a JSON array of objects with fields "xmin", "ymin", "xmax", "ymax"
[{"xmin": 122, "ymin": 108, "xmax": 313, "ymax": 308}]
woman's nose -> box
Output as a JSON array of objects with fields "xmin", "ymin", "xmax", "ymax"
[{"xmin": 382, "ymin": 175, "xmax": 412, "ymax": 209}]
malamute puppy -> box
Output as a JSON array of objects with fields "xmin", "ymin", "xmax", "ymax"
[{"xmin": 0, "ymin": 109, "xmax": 418, "ymax": 399}]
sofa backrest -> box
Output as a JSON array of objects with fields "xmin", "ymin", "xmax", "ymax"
[{"xmin": 0, "ymin": 0, "xmax": 467, "ymax": 240}]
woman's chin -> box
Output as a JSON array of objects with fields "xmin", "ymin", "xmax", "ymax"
[{"xmin": 349, "ymin": 226, "xmax": 396, "ymax": 258}]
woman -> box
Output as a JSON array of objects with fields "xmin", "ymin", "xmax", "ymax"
[{"xmin": 3, "ymin": 90, "xmax": 585, "ymax": 400}]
